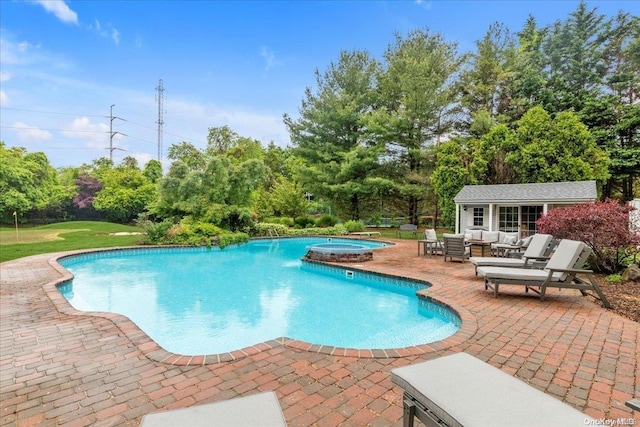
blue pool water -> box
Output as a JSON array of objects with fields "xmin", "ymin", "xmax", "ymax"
[{"xmin": 58, "ymin": 237, "xmax": 460, "ymax": 355}]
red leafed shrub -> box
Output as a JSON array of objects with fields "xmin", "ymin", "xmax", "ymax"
[{"xmin": 536, "ymin": 199, "xmax": 640, "ymax": 273}]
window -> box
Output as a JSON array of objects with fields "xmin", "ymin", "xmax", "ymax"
[
  {"xmin": 521, "ymin": 206, "xmax": 543, "ymax": 237},
  {"xmin": 499, "ymin": 206, "xmax": 518, "ymax": 232},
  {"xmin": 473, "ymin": 207, "xmax": 484, "ymax": 226}
]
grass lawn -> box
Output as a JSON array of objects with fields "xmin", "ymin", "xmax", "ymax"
[{"xmin": 0, "ymin": 221, "xmax": 143, "ymax": 263}]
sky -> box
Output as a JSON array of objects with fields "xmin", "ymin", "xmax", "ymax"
[{"xmin": 1, "ymin": 0, "xmax": 638, "ymax": 169}]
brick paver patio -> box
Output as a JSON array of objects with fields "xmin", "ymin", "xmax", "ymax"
[{"xmin": 1, "ymin": 238, "xmax": 638, "ymax": 426}]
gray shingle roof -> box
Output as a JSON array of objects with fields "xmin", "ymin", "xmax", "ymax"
[{"xmin": 454, "ymin": 181, "xmax": 597, "ymax": 204}]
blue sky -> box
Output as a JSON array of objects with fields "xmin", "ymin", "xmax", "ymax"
[{"xmin": 1, "ymin": 0, "xmax": 638, "ymax": 168}]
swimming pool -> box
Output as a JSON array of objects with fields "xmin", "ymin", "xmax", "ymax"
[{"xmin": 58, "ymin": 237, "xmax": 460, "ymax": 355}]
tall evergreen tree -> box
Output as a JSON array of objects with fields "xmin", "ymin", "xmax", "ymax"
[
  {"xmin": 458, "ymin": 22, "xmax": 517, "ymax": 126},
  {"xmin": 373, "ymin": 29, "xmax": 462, "ymax": 223},
  {"xmin": 284, "ymin": 50, "xmax": 382, "ymax": 220}
]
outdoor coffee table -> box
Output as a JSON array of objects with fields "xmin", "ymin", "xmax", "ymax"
[{"xmin": 467, "ymin": 239, "xmax": 492, "ymax": 257}]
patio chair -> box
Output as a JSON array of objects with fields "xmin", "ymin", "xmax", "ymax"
[
  {"xmin": 476, "ymin": 239, "xmax": 611, "ymax": 307},
  {"xmin": 391, "ymin": 352, "xmax": 595, "ymax": 427},
  {"xmin": 139, "ymin": 392, "xmax": 287, "ymax": 427},
  {"xmin": 443, "ymin": 233, "xmax": 470, "ymax": 262},
  {"xmin": 418, "ymin": 228, "xmax": 443, "ymax": 256},
  {"xmin": 470, "ymin": 233, "xmax": 555, "ymax": 275}
]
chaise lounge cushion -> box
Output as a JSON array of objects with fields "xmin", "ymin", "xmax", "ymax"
[
  {"xmin": 139, "ymin": 392, "xmax": 287, "ymax": 427},
  {"xmin": 391, "ymin": 353, "xmax": 594, "ymax": 427}
]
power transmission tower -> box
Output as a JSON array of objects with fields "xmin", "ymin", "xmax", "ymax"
[
  {"xmin": 109, "ymin": 104, "xmax": 126, "ymax": 162},
  {"xmin": 156, "ymin": 79, "xmax": 164, "ymax": 164}
]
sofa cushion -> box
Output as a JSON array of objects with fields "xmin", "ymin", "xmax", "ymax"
[
  {"xmin": 482, "ymin": 231, "xmax": 500, "ymax": 242},
  {"xmin": 499, "ymin": 232, "xmax": 518, "ymax": 244},
  {"xmin": 465, "ymin": 229, "xmax": 483, "ymax": 240}
]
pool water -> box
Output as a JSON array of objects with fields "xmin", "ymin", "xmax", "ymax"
[{"xmin": 58, "ymin": 238, "xmax": 460, "ymax": 355}]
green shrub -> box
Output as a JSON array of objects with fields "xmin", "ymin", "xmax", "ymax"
[
  {"xmin": 140, "ymin": 219, "xmax": 174, "ymax": 244},
  {"xmin": 218, "ymin": 232, "xmax": 250, "ymax": 248},
  {"xmin": 294, "ymin": 215, "xmax": 316, "ymax": 228},
  {"xmin": 252, "ymin": 222, "xmax": 289, "ymax": 237},
  {"xmin": 250, "ymin": 222, "xmax": 348, "ymax": 237},
  {"xmin": 343, "ymin": 220, "xmax": 364, "ymax": 232},
  {"xmin": 605, "ymin": 273, "xmax": 622, "ymax": 283},
  {"xmin": 263, "ymin": 217, "xmax": 295, "ymax": 227},
  {"xmin": 315, "ymin": 214, "xmax": 338, "ymax": 227}
]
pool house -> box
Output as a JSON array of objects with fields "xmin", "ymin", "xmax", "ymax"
[{"xmin": 453, "ymin": 180, "xmax": 597, "ymax": 237}]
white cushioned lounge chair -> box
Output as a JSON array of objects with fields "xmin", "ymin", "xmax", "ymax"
[
  {"xmin": 476, "ymin": 239, "xmax": 610, "ymax": 307},
  {"xmin": 391, "ymin": 353, "xmax": 595, "ymax": 427},
  {"xmin": 469, "ymin": 233, "xmax": 555, "ymax": 275},
  {"xmin": 140, "ymin": 392, "xmax": 287, "ymax": 427}
]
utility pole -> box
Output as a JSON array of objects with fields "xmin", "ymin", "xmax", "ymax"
[
  {"xmin": 109, "ymin": 104, "xmax": 126, "ymax": 162},
  {"xmin": 156, "ymin": 79, "xmax": 164, "ymax": 165}
]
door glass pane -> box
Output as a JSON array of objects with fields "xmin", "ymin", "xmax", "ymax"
[
  {"xmin": 521, "ymin": 206, "xmax": 543, "ymax": 237},
  {"xmin": 499, "ymin": 207, "xmax": 518, "ymax": 233}
]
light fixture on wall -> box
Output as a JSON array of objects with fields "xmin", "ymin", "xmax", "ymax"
[{"xmin": 463, "ymin": 205, "xmax": 467, "ymax": 211}]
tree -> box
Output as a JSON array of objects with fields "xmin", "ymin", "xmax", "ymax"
[
  {"xmin": 72, "ymin": 173, "xmax": 103, "ymax": 219},
  {"xmin": 510, "ymin": 15, "xmax": 548, "ymax": 121},
  {"xmin": 92, "ymin": 159, "xmax": 157, "ymax": 223},
  {"xmin": 374, "ymin": 29, "xmax": 462, "ymax": 223},
  {"xmin": 431, "ymin": 140, "xmax": 470, "ymax": 227},
  {"xmin": 596, "ymin": 12, "xmax": 640, "ymax": 200},
  {"xmin": 143, "ymin": 159, "xmax": 163, "ymax": 183},
  {"xmin": 167, "ymin": 141, "xmax": 205, "ymax": 171},
  {"xmin": 458, "ymin": 22, "xmax": 517, "ymax": 126},
  {"xmin": 285, "ymin": 50, "xmax": 382, "ymax": 220},
  {"xmin": 269, "ymin": 176, "xmax": 310, "ymax": 219},
  {"xmin": 0, "ymin": 143, "xmax": 65, "ymax": 222},
  {"xmin": 469, "ymin": 122, "xmax": 517, "ymax": 185},
  {"xmin": 156, "ymin": 152, "xmax": 267, "ymax": 230},
  {"xmin": 541, "ymin": 1, "xmax": 608, "ymax": 114},
  {"xmin": 205, "ymin": 126, "xmax": 264, "ymax": 164},
  {"xmin": 506, "ymin": 106, "xmax": 609, "ymax": 183}
]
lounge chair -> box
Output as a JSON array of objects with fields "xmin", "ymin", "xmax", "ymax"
[
  {"xmin": 627, "ymin": 399, "xmax": 640, "ymax": 411},
  {"xmin": 470, "ymin": 233, "xmax": 554, "ymax": 275},
  {"xmin": 443, "ymin": 233, "xmax": 470, "ymax": 262},
  {"xmin": 476, "ymin": 239, "xmax": 611, "ymax": 307},
  {"xmin": 391, "ymin": 352, "xmax": 595, "ymax": 427},
  {"xmin": 139, "ymin": 392, "xmax": 287, "ymax": 427},
  {"xmin": 418, "ymin": 228, "xmax": 443, "ymax": 256}
]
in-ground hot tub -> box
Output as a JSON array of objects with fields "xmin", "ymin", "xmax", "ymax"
[{"xmin": 304, "ymin": 242, "xmax": 373, "ymax": 262}]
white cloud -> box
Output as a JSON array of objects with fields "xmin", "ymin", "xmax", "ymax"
[
  {"xmin": 260, "ymin": 46, "xmax": 281, "ymax": 72},
  {"xmin": 32, "ymin": 0, "xmax": 78, "ymax": 25},
  {"xmin": 0, "ymin": 71, "xmax": 11, "ymax": 82},
  {"xmin": 111, "ymin": 28, "xmax": 120, "ymax": 45},
  {"xmin": 162, "ymin": 97, "xmax": 291, "ymax": 150},
  {"xmin": 1, "ymin": 38, "xmax": 39, "ymax": 65},
  {"xmin": 11, "ymin": 122, "xmax": 53, "ymax": 142},
  {"xmin": 0, "ymin": 90, "xmax": 9, "ymax": 105},
  {"xmin": 87, "ymin": 20, "xmax": 121, "ymax": 45},
  {"xmin": 61, "ymin": 117, "xmax": 111, "ymax": 148},
  {"xmin": 415, "ymin": 0, "xmax": 432, "ymax": 10}
]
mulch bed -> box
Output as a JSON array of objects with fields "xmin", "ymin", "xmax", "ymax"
[{"xmin": 596, "ymin": 276, "xmax": 640, "ymax": 323}]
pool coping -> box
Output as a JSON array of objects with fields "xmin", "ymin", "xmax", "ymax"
[{"xmin": 43, "ymin": 244, "xmax": 478, "ymax": 366}]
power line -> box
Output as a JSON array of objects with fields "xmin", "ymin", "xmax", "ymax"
[
  {"xmin": 0, "ymin": 106, "xmax": 107, "ymax": 118},
  {"xmin": 1, "ymin": 104, "xmax": 208, "ymax": 148},
  {"xmin": 0, "ymin": 125, "xmax": 109, "ymax": 133}
]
